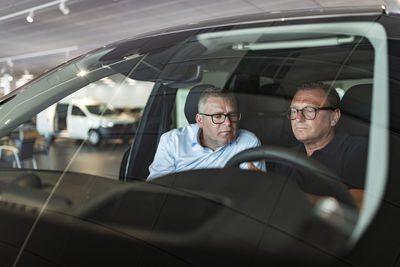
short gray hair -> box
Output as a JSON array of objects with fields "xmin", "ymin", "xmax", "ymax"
[{"xmin": 197, "ymin": 86, "xmax": 237, "ymax": 113}]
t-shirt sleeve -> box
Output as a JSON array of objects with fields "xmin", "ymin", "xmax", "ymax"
[
  {"xmin": 342, "ymin": 137, "xmax": 368, "ymax": 189},
  {"xmin": 147, "ymin": 133, "xmax": 176, "ymax": 181}
]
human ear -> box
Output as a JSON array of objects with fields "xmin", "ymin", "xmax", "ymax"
[
  {"xmin": 330, "ymin": 109, "xmax": 341, "ymax": 126},
  {"xmin": 196, "ymin": 113, "xmax": 203, "ymax": 128}
]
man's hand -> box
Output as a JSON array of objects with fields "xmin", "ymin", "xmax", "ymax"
[
  {"xmin": 247, "ymin": 162, "xmax": 260, "ymax": 170},
  {"xmin": 349, "ymin": 189, "xmax": 364, "ymax": 211}
]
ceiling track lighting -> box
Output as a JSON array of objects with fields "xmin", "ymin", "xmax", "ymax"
[
  {"xmin": 59, "ymin": 1, "xmax": 70, "ymax": 15},
  {"xmin": 0, "ymin": 0, "xmax": 71, "ymax": 24},
  {"xmin": 26, "ymin": 10, "xmax": 34, "ymax": 23}
]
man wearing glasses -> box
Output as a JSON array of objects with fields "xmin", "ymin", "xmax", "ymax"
[
  {"xmin": 147, "ymin": 87, "xmax": 265, "ymax": 180},
  {"xmin": 283, "ymin": 82, "xmax": 367, "ymax": 210}
]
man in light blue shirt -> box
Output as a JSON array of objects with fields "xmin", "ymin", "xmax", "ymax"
[{"xmin": 147, "ymin": 87, "xmax": 265, "ymax": 180}]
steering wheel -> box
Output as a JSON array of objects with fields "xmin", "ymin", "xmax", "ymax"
[{"xmin": 225, "ymin": 145, "xmax": 356, "ymax": 208}]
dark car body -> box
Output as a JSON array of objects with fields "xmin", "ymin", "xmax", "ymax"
[{"xmin": 0, "ymin": 6, "xmax": 399, "ymax": 266}]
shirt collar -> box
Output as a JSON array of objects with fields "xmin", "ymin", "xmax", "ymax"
[{"xmin": 190, "ymin": 124, "xmax": 201, "ymax": 147}]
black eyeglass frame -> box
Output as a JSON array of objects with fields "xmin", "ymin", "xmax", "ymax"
[
  {"xmin": 287, "ymin": 106, "xmax": 337, "ymax": 120},
  {"xmin": 199, "ymin": 112, "xmax": 241, "ymax": 124}
]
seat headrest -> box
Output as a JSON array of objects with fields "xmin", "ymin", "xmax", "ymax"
[
  {"xmin": 233, "ymin": 74, "xmax": 260, "ymax": 93},
  {"xmin": 341, "ymin": 84, "xmax": 372, "ymax": 122},
  {"xmin": 184, "ymin": 84, "xmax": 214, "ymax": 124},
  {"xmin": 259, "ymin": 83, "xmax": 280, "ymax": 96}
]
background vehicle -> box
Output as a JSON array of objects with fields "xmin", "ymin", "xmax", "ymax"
[
  {"xmin": 36, "ymin": 97, "xmax": 138, "ymax": 145},
  {"xmin": 0, "ymin": 6, "xmax": 398, "ymax": 267},
  {"xmin": 115, "ymin": 106, "xmax": 144, "ymax": 123}
]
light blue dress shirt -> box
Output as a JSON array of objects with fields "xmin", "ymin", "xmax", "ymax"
[{"xmin": 147, "ymin": 123, "xmax": 266, "ymax": 180}]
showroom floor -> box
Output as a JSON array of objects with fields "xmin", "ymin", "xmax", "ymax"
[{"xmin": 23, "ymin": 139, "xmax": 130, "ymax": 180}]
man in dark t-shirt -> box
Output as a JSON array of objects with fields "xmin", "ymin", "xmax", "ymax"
[
  {"xmin": 287, "ymin": 132, "xmax": 367, "ymax": 189},
  {"xmin": 281, "ymin": 82, "xmax": 367, "ymax": 210}
]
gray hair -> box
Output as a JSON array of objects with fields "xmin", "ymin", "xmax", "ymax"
[{"xmin": 197, "ymin": 86, "xmax": 237, "ymax": 113}]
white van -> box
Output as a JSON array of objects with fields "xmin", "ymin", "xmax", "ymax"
[{"xmin": 36, "ymin": 97, "xmax": 138, "ymax": 145}]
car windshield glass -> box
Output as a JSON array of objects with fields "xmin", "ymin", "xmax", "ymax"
[
  {"xmin": 0, "ymin": 20, "xmax": 390, "ymax": 261},
  {"xmin": 86, "ymin": 104, "xmax": 118, "ymax": 115}
]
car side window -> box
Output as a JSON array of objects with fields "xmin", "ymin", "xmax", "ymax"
[{"xmin": 71, "ymin": 105, "xmax": 85, "ymax": 116}]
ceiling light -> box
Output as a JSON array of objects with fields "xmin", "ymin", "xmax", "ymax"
[
  {"xmin": 16, "ymin": 80, "xmax": 26, "ymax": 88},
  {"xmin": 0, "ymin": 74, "xmax": 12, "ymax": 95},
  {"xmin": 16, "ymin": 70, "xmax": 33, "ymax": 88},
  {"xmin": 0, "ymin": 74, "xmax": 13, "ymax": 84},
  {"xmin": 77, "ymin": 70, "xmax": 88, "ymax": 77},
  {"xmin": 22, "ymin": 70, "xmax": 34, "ymax": 80},
  {"xmin": 59, "ymin": 1, "xmax": 70, "ymax": 15},
  {"xmin": 0, "ymin": 46, "xmax": 78, "ymax": 69},
  {"xmin": 101, "ymin": 77, "xmax": 115, "ymax": 86},
  {"xmin": 0, "ymin": 0, "xmax": 71, "ymax": 23},
  {"xmin": 26, "ymin": 10, "xmax": 34, "ymax": 23},
  {"xmin": 127, "ymin": 79, "xmax": 137, "ymax": 85}
]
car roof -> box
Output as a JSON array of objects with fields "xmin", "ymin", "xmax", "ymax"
[{"xmin": 127, "ymin": 6, "xmax": 383, "ymax": 40}]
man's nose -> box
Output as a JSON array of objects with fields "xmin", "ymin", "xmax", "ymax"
[
  {"xmin": 295, "ymin": 111, "xmax": 305, "ymax": 121},
  {"xmin": 223, "ymin": 115, "xmax": 232, "ymax": 125}
]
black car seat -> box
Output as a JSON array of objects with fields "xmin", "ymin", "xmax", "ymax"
[
  {"xmin": 234, "ymin": 82, "xmax": 297, "ymax": 147},
  {"xmin": 184, "ymin": 84, "xmax": 214, "ymax": 123},
  {"xmin": 337, "ymin": 83, "xmax": 372, "ymax": 137},
  {"xmin": 233, "ymin": 74, "xmax": 260, "ymax": 94}
]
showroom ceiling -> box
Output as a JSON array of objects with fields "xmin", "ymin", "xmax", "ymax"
[{"xmin": 0, "ymin": 0, "xmax": 383, "ymax": 90}]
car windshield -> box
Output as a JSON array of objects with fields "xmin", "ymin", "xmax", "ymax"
[
  {"xmin": 86, "ymin": 104, "xmax": 119, "ymax": 115},
  {"xmin": 0, "ymin": 18, "xmax": 391, "ymax": 265}
]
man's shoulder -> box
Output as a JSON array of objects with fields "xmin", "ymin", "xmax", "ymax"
[
  {"xmin": 336, "ymin": 132, "xmax": 368, "ymax": 148},
  {"xmin": 161, "ymin": 123, "xmax": 198, "ymax": 140},
  {"xmin": 346, "ymin": 134, "xmax": 368, "ymax": 143},
  {"xmin": 325, "ymin": 132, "xmax": 368, "ymax": 158}
]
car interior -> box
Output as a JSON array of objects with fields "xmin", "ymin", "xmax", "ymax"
[{"xmin": 120, "ymin": 42, "xmax": 374, "ymax": 183}]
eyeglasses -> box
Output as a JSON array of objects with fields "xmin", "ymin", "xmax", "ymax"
[
  {"xmin": 287, "ymin": 106, "xmax": 336, "ymax": 120},
  {"xmin": 199, "ymin": 112, "xmax": 241, "ymax": 124}
]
